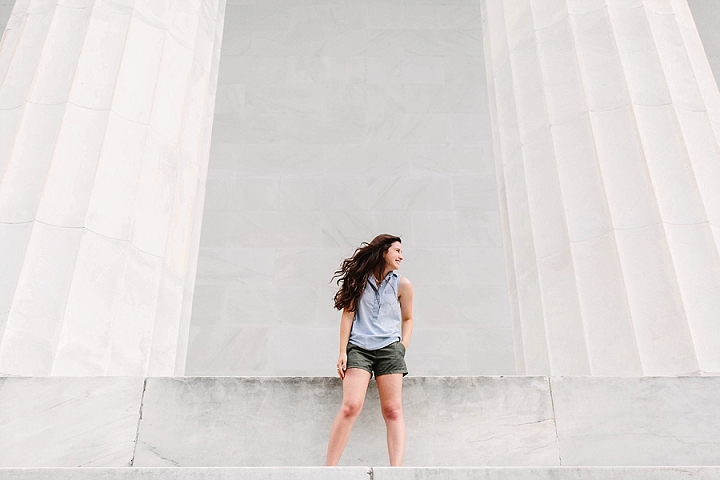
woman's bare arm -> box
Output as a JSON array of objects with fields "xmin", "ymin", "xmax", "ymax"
[
  {"xmin": 399, "ymin": 276, "xmax": 414, "ymax": 349},
  {"xmin": 336, "ymin": 308, "xmax": 354, "ymax": 378}
]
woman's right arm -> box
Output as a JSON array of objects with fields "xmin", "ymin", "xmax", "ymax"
[{"xmin": 337, "ymin": 308, "xmax": 354, "ymax": 379}]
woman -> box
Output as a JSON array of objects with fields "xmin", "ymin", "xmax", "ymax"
[{"xmin": 325, "ymin": 234, "xmax": 414, "ymax": 466}]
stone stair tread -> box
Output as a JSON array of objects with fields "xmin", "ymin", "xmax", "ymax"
[{"xmin": 1, "ymin": 467, "xmax": 719, "ymax": 479}]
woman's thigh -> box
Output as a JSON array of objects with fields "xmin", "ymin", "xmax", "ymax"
[
  {"xmin": 342, "ymin": 368, "xmax": 372, "ymax": 405},
  {"xmin": 376, "ymin": 373, "xmax": 403, "ymax": 410}
]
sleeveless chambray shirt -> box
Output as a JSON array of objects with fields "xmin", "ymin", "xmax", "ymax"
[{"xmin": 349, "ymin": 271, "xmax": 402, "ymax": 350}]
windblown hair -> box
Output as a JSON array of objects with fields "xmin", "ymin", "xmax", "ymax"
[{"xmin": 332, "ymin": 234, "xmax": 402, "ymax": 311}]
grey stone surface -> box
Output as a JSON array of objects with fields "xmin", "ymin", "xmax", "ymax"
[
  {"xmin": 0, "ymin": 1, "xmax": 13, "ymax": 37},
  {"xmin": 0, "ymin": 467, "xmax": 370, "ymax": 479},
  {"xmin": 373, "ymin": 467, "xmax": 720, "ymax": 480},
  {"xmin": 133, "ymin": 376, "xmax": 558, "ymax": 467},
  {"xmin": 188, "ymin": 0, "xmax": 515, "ymax": 377},
  {"xmin": 690, "ymin": 0, "xmax": 720, "ymax": 88},
  {"xmin": 5, "ymin": 376, "xmax": 720, "ymax": 468},
  {"xmin": 551, "ymin": 377, "xmax": 720, "ymax": 466},
  {"xmin": 3, "ymin": 467, "xmax": 720, "ymax": 480},
  {"xmin": 0, "ymin": 377, "xmax": 145, "ymax": 467}
]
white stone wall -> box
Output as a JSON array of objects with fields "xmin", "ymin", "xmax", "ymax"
[
  {"xmin": 187, "ymin": 0, "xmax": 515, "ymax": 376},
  {"xmin": 0, "ymin": 0, "xmax": 225, "ymax": 376}
]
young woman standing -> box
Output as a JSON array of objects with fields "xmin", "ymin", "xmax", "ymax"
[{"xmin": 325, "ymin": 234, "xmax": 414, "ymax": 466}]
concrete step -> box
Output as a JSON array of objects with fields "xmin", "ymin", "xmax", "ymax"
[
  {"xmin": 1, "ymin": 467, "xmax": 720, "ymax": 479},
  {"xmin": 2, "ymin": 376, "xmax": 720, "ymax": 467}
]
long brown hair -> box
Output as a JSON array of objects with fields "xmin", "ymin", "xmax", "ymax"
[{"xmin": 332, "ymin": 234, "xmax": 402, "ymax": 311}]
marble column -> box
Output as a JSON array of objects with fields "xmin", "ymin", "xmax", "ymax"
[
  {"xmin": 483, "ymin": 0, "xmax": 720, "ymax": 376},
  {"xmin": 0, "ymin": 0, "xmax": 225, "ymax": 375}
]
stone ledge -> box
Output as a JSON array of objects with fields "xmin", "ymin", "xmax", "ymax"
[
  {"xmin": 2, "ymin": 376, "xmax": 719, "ymax": 467},
  {"xmin": 1, "ymin": 467, "xmax": 720, "ymax": 480},
  {"xmin": 0, "ymin": 467, "xmax": 369, "ymax": 479},
  {"xmin": 373, "ymin": 467, "xmax": 720, "ymax": 479}
]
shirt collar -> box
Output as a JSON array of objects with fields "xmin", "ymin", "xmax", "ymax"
[{"xmin": 369, "ymin": 270, "xmax": 397, "ymax": 287}]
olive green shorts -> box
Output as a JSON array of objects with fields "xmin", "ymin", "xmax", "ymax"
[{"xmin": 346, "ymin": 341, "xmax": 408, "ymax": 378}]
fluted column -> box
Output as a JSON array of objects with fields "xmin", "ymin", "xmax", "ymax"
[
  {"xmin": 483, "ymin": 0, "xmax": 720, "ymax": 376},
  {"xmin": 0, "ymin": 0, "xmax": 225, "ymax": 375}
]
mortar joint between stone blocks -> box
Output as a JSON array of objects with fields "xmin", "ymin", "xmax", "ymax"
[
  {"xmin": 547, "ymin": 377, "xmax": 562, "ymax": 466},
  {"xmin": 129, "ymin": 377, "xmax": 149, "ymax": 467}
]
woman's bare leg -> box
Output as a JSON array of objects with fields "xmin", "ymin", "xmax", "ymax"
[
  {"xmin": 325, "ymin": 368, "xmax": 372, "ymax": 466},
  {"xmin": 376, "ymin": 373, "xmax": 405, "ymax": 466}
]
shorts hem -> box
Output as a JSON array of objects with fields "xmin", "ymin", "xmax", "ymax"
[
  {"xmin": 346, "ymin": 365, "xmax": 373, "ymax": 375},
  {"xmin": 375, "ymin": 370, "xmax": 408, "ymax": 377}
]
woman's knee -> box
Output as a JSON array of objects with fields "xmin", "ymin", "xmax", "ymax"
[
  {"xmin": 341, "ymin": 399, "xmax": 364, "ymax": 419},
  {"xmin": 381, "ymin": 402, "xmax": 403, "ymax": 421}
]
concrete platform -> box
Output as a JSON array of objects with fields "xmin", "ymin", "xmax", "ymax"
[
  {"xmin": 1, "ymin": 376, "xmax": 720, "ymax": 468},
  {"xmin": 1, "ymin": 467, "xmax": 719, "ymax": 479},
  {"xmin": 373, "ymin": 468, "xmax": 720, "ymax": 479},
  {"xmin": 0, "ymin": 467, "xmax": 369, "ymax": 480},
  {"xmin": 134, "ymin": 376, "xmax": 557, "ymax": 467}
]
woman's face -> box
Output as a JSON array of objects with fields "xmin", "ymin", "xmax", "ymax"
[{"xmin": 383, "ymin": 241, "xmax": 403, "ymax": 271}]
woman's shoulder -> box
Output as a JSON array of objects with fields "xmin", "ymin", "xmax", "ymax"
[{"xmin": 398, "ymin": 275, "xmax": 412, "ymax": 287}]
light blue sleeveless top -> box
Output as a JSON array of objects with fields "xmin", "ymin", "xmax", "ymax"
[{"xmin": 349, "ymin": 271, "xmax": 401, "ymax": 350}]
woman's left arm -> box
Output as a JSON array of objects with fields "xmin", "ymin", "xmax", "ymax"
[{"xmin": 399, "ymin": 276, "xmax": 414, "ymax": 349}]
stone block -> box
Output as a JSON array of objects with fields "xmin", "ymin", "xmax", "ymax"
[
  {"xmin": 0, "ymin": 102, "xmax": 65, "ymax": 223},
  {"xmin": 437, "ymin": 6, "xmax": 482, "ymax": 30},
  {"xmin": 4, "ymin": 467, "xmax": 720, "ymax": 479},
  {"xmin": 267, "ymin": 327, "xmax": 338, "ymax": 375},
  {"xmin": 395, "ymin": 247, "xmax": 460, "ymax": 285},
  {"xmin": 0, "ymin": 377, "xmax": 144, "ymax": 467},
  {"xmin": 613, "ymin": 225, "xmax": 699, "ymax": 376},
  {"xmin": 551, "ymin": 377, "xmax": 720, "ymax": 465},
  {"xmin": 280, "ymin": 177, "xmax": 367, "ymax": 211},
  {"xmin": 223, "ymin": 286, "xmax": 320, "ymax": 326},
  {"xmin": 569, "ymin": 233, "xmax": 642, "ymax": 376},
  {"xmin": 194, "ymin": 247, "xmax": 275, "ymax": 286},
  {"xmin": 0, "ymin": 1, "xmax": 13, "ymax": 34},
  {"xmin": 320, "ymin": 211, "xmax": 412, "ymax": 248},
  {"xmin": 645, "ymin": 8, "xmax": 705, "ymax": 111},
  {"xmin": 404, "ymin": 30, "xmax": 482, "ymax": 57},
  {"xmin": 132, "ymin": 376, "xmax": 558, "ymax": 467},
  {"xmin": 185, "ymin": 325, "xmax": 270, "ymax": 375},
  {"xmin": 373, "ymin": 467, "xmax": 720, "ymax": 480},
  {"xmin": 0, "ymin": 7, "xmax": 55, "ymax": 110},
  {"xmin": 0, "ymin": 222, "xmax": 32, "ymax": 314},
  {"xmin": 0, "ymin": 467, "xmax": 371, "ymax": 479},
  {"xmin": 28, "ymin": 4, "xmax": 92, "ymax": 106},
  {"xmin": 664, "ymin": 223, "xmax": 720, "ymax": 374},
  {"xmin": 570, "ymin": 6, "xmax": 629, "ymax": 112},
  {"xmin": 551, "ymin": 115, "xmax": 610, "ymax": 243},
  {"xmin": 111, "ymin": 18, "xmax": 165, "ymax": 124},
  {"xmin": 0, "ymin": 223, "xmax": 82, "ymax": 376},
  {"xmin": 69, "ymin": 2, "xmax": 133, "ymax": 110},
  {"xmin": 35, "ymin": 104, "xmax": 109, "ymax": 228},
  {"xmin": 588, "ymin": 106, "xmax": 659, "ymax": 229},
  {"xmin": 272, "ymin": 247, "xmax": 347, "ymax": 286},
  {"xmin": 84, "ymin": 112, "xmax": 148, "ymax": 240}
]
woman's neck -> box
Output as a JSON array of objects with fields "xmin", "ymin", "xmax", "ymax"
[{"xmin": 375, "ymin": 267, "xmax": 392, "ymax": 283}]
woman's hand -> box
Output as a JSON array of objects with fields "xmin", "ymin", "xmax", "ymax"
[{"xmin": 337, "ymin": 352, "xmax": 347, "ymax": 379}]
